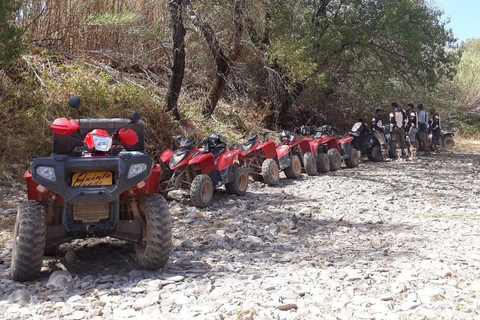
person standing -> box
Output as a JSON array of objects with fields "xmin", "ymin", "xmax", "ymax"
[
  {"xmin": 389, "ymin": 102, "xmax": 407, "ymax": 159},
  {"xmin": 417, "ymin": 104, "xmax": 430, "ymax": 155},
  {"xmin": 371, "ymin": 109, "xmax": 389, "ymax": 160},
  {"xmin": 431, "ymin": 108, "xmax": 441, "ymax": 152},
  {"xmin": 405, "ymin": 103, "xmax": 418, "ymax": 160}
]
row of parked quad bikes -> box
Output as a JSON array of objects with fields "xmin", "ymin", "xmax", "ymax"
[{"xmin": 10, "ymin": 97, "xmax": 454, "ymax": 282}]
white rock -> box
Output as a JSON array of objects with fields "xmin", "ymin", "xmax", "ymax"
[
  {"xmin": 161, "ymin": 274, "xmax": 185, "ymax": 282},
  {"xmin": 8, "ymin": 289, "xmax": 31, "ymax": 306},
  {"xmin": 46, "ymin": 270, "xmax": 73, "ymax": 290}
]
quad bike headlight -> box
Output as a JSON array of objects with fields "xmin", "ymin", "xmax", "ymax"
[
  {"xmin": 171, "ymin": 152, "xmax": 188, "ymax": 167},
  {"xmin": 93, "ymin": 135, "xmax": 113, "ymax": 152},
  {"xmin": 128, "ymin": 163, "xmax": 148, "ymax": 179},
  {"xmin": 36, "ymin": 166, "xmax": 56, "ymax": 182},
  {"xmin": 241, "ymin": 142, "xmax": 253, "ymax": 154}
]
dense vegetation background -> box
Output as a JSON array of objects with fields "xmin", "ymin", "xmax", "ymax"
[{"xmin": 0, "ymin": 0, "xmax": 478, "ymax": 178}]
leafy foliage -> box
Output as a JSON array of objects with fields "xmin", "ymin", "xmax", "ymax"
[
  {"xmin": 262, "ymin": 0, "xmax": 458, "ymax": 127},
  {"xmin": 0, "ymin": 0, "xmax": 23, "ymax": 67}
]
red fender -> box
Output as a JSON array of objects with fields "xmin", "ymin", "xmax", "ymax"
[
  {"xmin": 189, "ymin": 153, "xmax": 215, "ymax": 174},
  {"xmin": 318, "ymin": 136, "xmax": 339, "ymax": 150},
  {"xmin": 215, "ymin": 149, "xmax": 241, "ymax": 171},
  {"xmin": 296, "ymin": 138, "xmax": 312, "ymax": 154},
  {"xmin": 24, "ymin": 170, "xmax": 64, "ymax": 206},
  {"xmin": 309, "ymin": 140, "xmax": 321, "ymax": 153},
  {"xmin": 276, "ymin": 144, "xmax": 291, "ymax": 159},
  {"xmin": 338, "ymin": 136, "xmax": 353, "ymax": 144},
  {"xmin": 131, "ymin": 164, "xmax": 160, "ymax": 195},
  {"xmin": 144, "ymin": 164, "xmax": 160, "ymax": 194},
  {"xmin": 160, "ymin": 149, "xmax": 173, "ymax": 163},
  {"xmin": 258, "ymin": 140, "xmax": 277, "ymax": 159}
]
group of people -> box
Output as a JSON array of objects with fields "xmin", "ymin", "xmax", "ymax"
[{"xmin": 370, "ymin": 102, "xmax": 441, "ymax": 161}]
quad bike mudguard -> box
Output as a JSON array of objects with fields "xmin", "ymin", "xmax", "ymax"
[
  {"xmin": 189, "ymin": 153, "xmax": 215, "ymax": 174},
  {"xmin": 215, "ymin": 149, "xmax": 240, "ymax": 171},
  {"xmin": 257, "ymin": 140, "xmax": 277, "ymax": 159},
  {"xmin": 276, "ymin": 145, "xmax": 291, "ymax": 160},
  {"xmin": 290, "ymin": 139, "xmax": 312, "ymax": 154},
  {"xmin": 276, "ymin": 145, "xmax": 293, "ymax": 171},
  {"xmin": 212, "ymin": 149, "xmax": 241, "ymax": 186},
  {"xmin": 319, "ymin": 136, "xmax": 340, "ymax": 150},
  {"xmin": 160, "ymin": 149, "xmax": 174, "ymax": 163}
]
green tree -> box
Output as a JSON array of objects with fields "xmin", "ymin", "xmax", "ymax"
[
  {"xmin": 0, "ymin": 0, "xmax": 23, "ymax": 68},
  {"xmin": 258, "ymin": 0, "xmax": 459, "ymax": 126}
]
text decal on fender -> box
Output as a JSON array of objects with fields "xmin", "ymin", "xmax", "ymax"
[{"xmin": 71, "ymin": 171, "xmax": 113, "ymax": 187}]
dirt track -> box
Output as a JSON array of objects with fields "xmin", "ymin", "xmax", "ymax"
[{"xmin": 0, "ymin": 151, "xmax": 479, "ymax": 319}]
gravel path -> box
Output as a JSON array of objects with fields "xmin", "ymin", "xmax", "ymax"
[{"xmin": 0, "ymin": 152, "xmax": 479, "ymax": 319}]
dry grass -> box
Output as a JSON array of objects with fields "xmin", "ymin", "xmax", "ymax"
[{"xmin": 454, "ymin": 137, "xmax": 480, "ymax": 153}]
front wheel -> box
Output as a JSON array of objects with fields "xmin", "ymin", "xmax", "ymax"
[
  {"xmin": 284, "ymin": 155, "xmax": 302, "ymax": 179},
  {"xmin": 316, "ymin": 153, "xmax": 330, "ymax": 174},
  {"xmin": 226, "ymin": 166, "xmax": 249, "ymax": 196},
  {"xmin": 261, "ymin": 158, "xmax": 279, "ymax": 185},
  {"xmin": 134, "ymin": 194, "xmax": 172, "ymax": 270},
  {"xmin": 190, "ymin": 174, "xmax": 214, "ymax": 208},
  {"xmin": 327, "ymin": 149, "xmax": 342, "ymax": 171},
  {"xmin": 303, "ymin": 152, "xmax": 317, "ymax": 176},
  {"xmin": 11, "ymin": 201, "xmax": 47, "ymax": 281},
  {"xmin": 371, "ymin": 145, "xmax": 383, "ymax": 162},
  {"xmin": 443, "ymin": 136, "xmax": 455, "ymax": 151},
  {"xmin": 345, "ymin": 147, "xmax": 360, "ymax": 168}
]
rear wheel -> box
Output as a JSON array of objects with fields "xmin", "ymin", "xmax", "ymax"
[
  {"xmin": 316, "ymin": 153, "xmax": 330, "ymax": 173},
  {"xmin": 190, "ymin": 174, "xmax": 214, "ymax": 208},
  {"xmin": 11, "ymin": 201, "xmax": 46, "ymax": 281},
  {"xmin": 443, "ymin": 136, "xmax": 455, "ymax": 151},
  {"xmin": 261, "ymin": 158, "xmax": 279, "ymax": 185},
  {"xmin": 327, "ymin": 149, "xmax": 342, "ymax": 171},
  {"xmin": 388, "ymin": 139, "xmax": 398, "ymax": 158},
  {"xmin": 303, "ymin": 152, "xmax": 317, "ymax": 176},
  {"xmin": 345, "ymin": 147, "xmax": 360, "ymax": 168},
  {"xmin": 371, "ymin": 145, "xmax": 383, "ymax": 162},
  {"xmin": 226, "ymin": 166, "xmax": 249, "ymax": 196},
  {"xmin": 284, "ymin": 155, "xmax": 302, "ymax": 179},
  {"xmin": 135, "ymin": 194, "xmax": 172, "ymax": 270}
]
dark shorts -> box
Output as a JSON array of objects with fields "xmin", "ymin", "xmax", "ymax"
[
  {"xmin": 433, "ymin": 128, "xmax": 441, "ymax": 140},
  {"xmin": 418, "ymin": 123, "xmax": 428, "ymax": 143},
  {"xmin": 393, "ymin": 127, "xmax": 406, "ymax": 148}
]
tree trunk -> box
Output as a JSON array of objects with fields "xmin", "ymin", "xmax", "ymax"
[
  {"xmin": 185, "ymin": 0, "xmax": 244, "ymax": 118},
  {"xmin": 164, "ymin": 0, "xmax": 186, "ymax": 120}
]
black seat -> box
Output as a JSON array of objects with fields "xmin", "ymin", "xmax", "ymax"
[
  {"xmin": 205, "ymin": 133, "xmax": 227, "ymax": 158},
  {"xmin": 209, "ymin": 146, "xmax": 226, "ymax": 159},
  {"xmin": 180, "ymin": 139, "xmax": 195, "ymax": 149},
  {"xmin": 246, "ymin": 134, "xmax": 257, "ymax": 142}
]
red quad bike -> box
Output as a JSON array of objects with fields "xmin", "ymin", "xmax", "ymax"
[
  {"xmin": 307, "ymin": 125, "xmax": 360, "ymax": 171},
  {"xmin": 160, "ymin": 133, "xmax": 249, "ymax": 208},
  {"xmin": 12, "ymin": 97, "xmax": 172, "ymax": 282},
  {"xmin": 237, "ymin": 132, "xmax": 279, "ymax": 186},
  {"xmin": 275, "ymin": 130, "xmax": 317, "ymax": 178}
]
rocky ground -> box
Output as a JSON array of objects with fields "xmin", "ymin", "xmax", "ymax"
[{"xmin": 0, "ymin": 151, "xmax": 479, "ymax": 320}]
